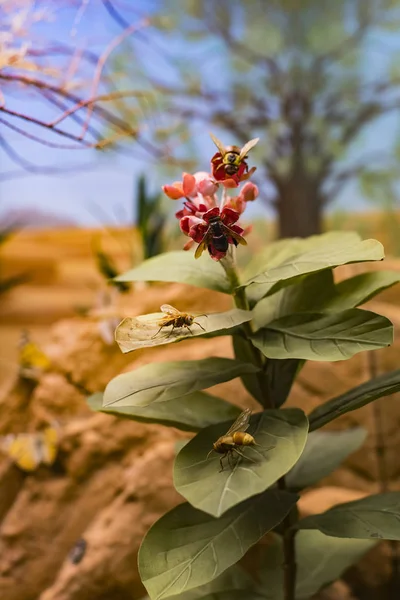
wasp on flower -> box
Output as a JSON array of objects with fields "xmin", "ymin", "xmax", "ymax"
[
  {"xmin": 210, "ymin": 133, "xmax": 259, "ymax": 185},
  {"xmin": 162, "ymin": 134, "xmax": 259, "ymax": 261}
]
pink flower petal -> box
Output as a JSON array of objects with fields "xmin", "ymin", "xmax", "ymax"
[
  {"xmin": 163, "ymin": 184, "xmax": 184, "ymax": 200},
  {"xmin": 241, "ymin": 182, "xmax": 259, "ymax": 202},
  {"xmin": 221, "ymin": 207, "xmax": 240, "ymax": 225},
  {"xmin": 182, "ymin": 173, "xmax": 196, "ymax": 196}
]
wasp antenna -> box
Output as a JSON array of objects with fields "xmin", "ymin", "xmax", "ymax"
[{"xmin": 206, "ymin": 449, "xmax": 214, "ymax": 460}]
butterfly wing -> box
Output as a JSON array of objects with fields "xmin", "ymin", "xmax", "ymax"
[
  {"xmin": 239, "ymin": 138, "xmax": 259, "ymax": 161},
  {"xmin": 1, "ymin": 434, "xmax": 41, "ymax": 472},
  {"xmin": 225, "ymin": 408, "xmax": 252, "ymax": 436},
  {"xmin": 18, "ymin": 330, "xmax": 51, "ymax": 375},
  {"xmin": 40, "ymin": 427, "xmax": 59, "ymax": 466},
  {"xmin": 160, "ymin": 304, "xmax": 180, "ymax": 315}
]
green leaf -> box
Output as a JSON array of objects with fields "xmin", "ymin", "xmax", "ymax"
[
  {"xmin": 295, "ymin": 530, "xmax": 375, "ymax": 599},
  {"xmin": 286, "ymin": 428, "xmax": 367, "ymax": 490},
  {"xmin": 138, "ymin": 490, "xmax": 298, "ymax": 600},
  {"xmin": 116, "ymin": 309, "xmax": 252, "ymax": 353},
  {"xmin": 232, "ymin": 334, "xmax": 265, "ymax": 405},
  {"xmin": 244, "ymin": 238, "xmax": 384, "ymax": 303},
  {"xmin": 297, "ymin": 492, "xmax": 400, "ymax": 540},
  {"xmin": 309, "ymin": 369, "xmax": 400, "ymax": 431},
  {"xmin": 174, "ymin": 409, "xmax": 308, "ymax": 517},
  {"xmin": 88, "ymin": 391, "xmax": 241, "ymax": 432},
  {"xmin": 242, "ymin": 231, "xmax": 361, "ymax": 284},
  {"xmin": 253, "ymin": 270, "xmax": 335, "ymax": 329},
  {"xmin": 263, "ymin": 359, "xmax": 301, "ymax": 408},
  {"xmin": 114, "ymin": 251, "xmax": 232, "ymax": 294},
  {"xmin": 165, "ymin": 565, "xmax": 262, "ymax": 600},
  {"xmin": 103, "ymin": 358, "xmax": 260, "ymax": 408},
  {"xmin": 251, "ymin": 309, "xmax": 393, "ymax": 361},
  {"xmin": 256, "ymin": 531, "xmax": 375, "ymax": 600},
  {"xmin": 322, "ymin": 270, "xmax": 400, "ymax": 311}
]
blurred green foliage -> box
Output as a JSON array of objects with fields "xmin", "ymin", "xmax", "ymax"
[{"xmin": 135, "ymin": 174, "xmax": 167, "ymax": 260}]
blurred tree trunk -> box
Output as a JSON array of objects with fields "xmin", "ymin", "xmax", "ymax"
[{"xmin": 275, "ymin": 177, "xmax": 323, "ymax": 238}]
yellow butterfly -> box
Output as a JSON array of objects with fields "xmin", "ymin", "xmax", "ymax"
[
  {"xmin": 0, "ymin": 426, "xmax": 59, "ymax": 472},
  {"xmin": 18, "ymin": 330, "xmax": 51, "ymax": 379}
]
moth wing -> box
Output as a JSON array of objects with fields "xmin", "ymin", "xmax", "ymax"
[
  {"xmin": 225, "ymin": 408, "xmax": 252, "ymax": 435},
  {"xmin": 1, "ymin": 434, "xmax": 41, "ymax": 472},
  {"xmin": 210, "ymin": 132, "xmax": 227, "ymax": 156},
  {"xmin": 160, "ymin": 304, "xmax": 180, "ymax": 315},
  {"xmin": 239, "ymin": 137, "xmax": 259, "ymax": 160}
]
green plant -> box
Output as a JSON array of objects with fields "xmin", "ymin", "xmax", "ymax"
[
  {"xmin": 89, "ymin": 141, "xmax": 400, "ymax": 600},
  {"xmin": 136, "ymin": 174, "xmax": 168, "ymax": 260}
]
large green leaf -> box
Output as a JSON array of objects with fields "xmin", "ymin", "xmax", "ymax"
[
  {"xmin": 162, "ymin": 565, "xmax": 262, "ymax": 600},
  {"xmin": 244, "ymin": 238, "xmax": 384, "ymax": 303},
  {"xmin": 297, "ymin": 492, "xmax": 400, "ymax": 540},
  {"xmin": 103, "ymin": 358, "xmax": 259, "ymax": 408},
  {"xmin": 322, "ymin": 270, "xmax": 400, "ymax": 311},
  {"xmin": 309, "ymin": 369, "xmax": 400, "ymax": 431},
  {"xmin": 242, "ymin": 231, "xmax": 361, "ymax": 284},
  {"xmin": 263, "ymin": 358, "xmax": 301, "ymax": 408},
  {"xmin": 116, "ymin": 309, "xmax": 252, "ymax": 353},
  {"xmin": 256, "ymin": 531, "xmax": 375, "ymax": 600},
  {"xmin": 295, "ymin": 530, "xmax": 375, "ymax": 598},
  {"xmin": 232, "ymin": 334, "xmax": 265, "ymax": 405},
  {"xmin": 286, "ymin": 428, "xmax": 367, "ymax": 490},
  {"xmin": 114, "ymin": 251, "xmax": 232, "ymax": 294},
  {"xmin": 174, "ymin": 409, "xmax": 308, "ymax": 517},
  {"xmin": 88, "ymin": 391, "xmax": 241, "ymax": 432},
  {"xmin": 253, "ymin": 269, "xmax": 400, "ymax": 331},
  {"xmin": 253, "ymin": 270, "xmax": 335, "ymax": 329},
  {"xmin": 251, "ymin": 309, "xmax": 393, "ymax": 361},
  {"xmin": 138, "ymin": 490, "xmax": 298, "ymax": 600}
]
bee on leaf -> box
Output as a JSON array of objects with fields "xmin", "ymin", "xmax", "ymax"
[
  {"xmin": 152, "ymin": 304, "xmax": 207, "ymax": 338},
  {"xmin": 207, "ymin": 408, "xmax": 261, "ymax": 471}
]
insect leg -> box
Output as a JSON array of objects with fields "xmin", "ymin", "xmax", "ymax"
[
  {"xmin": 165, "ymin": 324, "xmax": 176, "ymax": 338},
  {"xmin": 193, "ymin": 320, "xmax": 206, "ymax": 332},
  {"xmin": 151, "ymin": 326, "xmax": 164, "ymax": 339},
  {"xmin": 219, "ymin": 455, "xmax": 226, "ymax": 472},
  {"xmin": 232, "ymin": 447, "xmax": 256, "ymax": 463}
]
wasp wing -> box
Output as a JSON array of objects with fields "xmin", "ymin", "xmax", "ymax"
[
  {"xmin": 210, "ymin": 132, "xmax": 227, "ymax": 156},
  {"xmin": 160, "ymin": 304, "xmax": 180, "ymax": 315},
  {"xmin": 239, "ymin": 137, "xmax": 259, "ymax": 161},
  {"xmin": 225, "ymin": 408, "xmax": 252, "ymax": 435},
  {"xmin": 221, "ymin": 223, "xmax": 248, "ymax": 246},
  {"xmin": 194, "ymin": 239, "xmax": 207, "ymax": 259}
]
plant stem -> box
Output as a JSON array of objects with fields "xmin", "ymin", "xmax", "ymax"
[
  {"xmin": 279, "ymin": 477, "xmax": 298, "ymax": 600},
  {"xmin": 368, "ymin": 352, "xmax": 400, "ymax": 596},
  {"xmin": 219, "ymin": 252, "xmax": 264, "ymax": 369}
]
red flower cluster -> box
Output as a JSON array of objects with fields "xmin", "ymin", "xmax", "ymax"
[{"xmin": 162, "ymin": 137, "xmax": 259, "ymax": 261}]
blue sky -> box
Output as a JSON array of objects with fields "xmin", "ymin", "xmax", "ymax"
[{"xmin": 1, "ymin": 1, "xmax": 399, "ymax": 227}]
